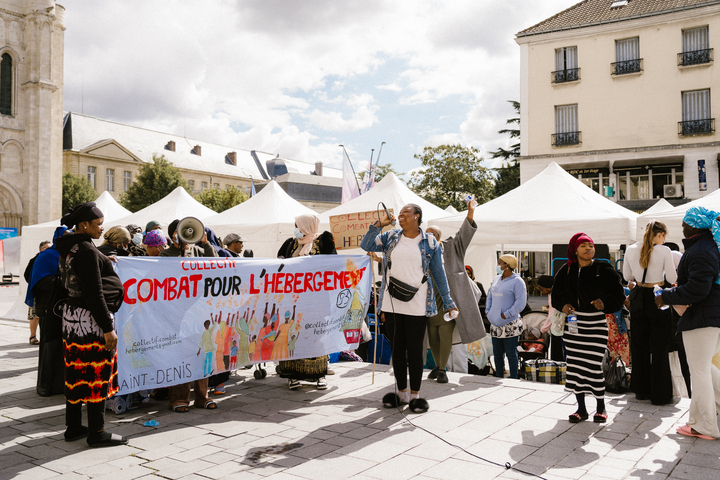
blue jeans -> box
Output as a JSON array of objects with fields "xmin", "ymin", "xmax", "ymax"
[{"xmin": 492, "ymin": 336, "xmax": 519, "ymax": 379}]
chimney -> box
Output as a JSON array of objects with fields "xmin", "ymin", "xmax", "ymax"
[
  {"xmin": 193, "ymin": 145, "xmax": 202, "ymax": 156},
  {"xmin": 227, "ymin": 151, "xmax": 237, "ymax": 165},
  {"xmin": 166, "ymin": 140, "xmax": 176, "ymax": 152},
  {"xmin": 315, "ymin": 161, "xmax": 323, "ymax": 176}
]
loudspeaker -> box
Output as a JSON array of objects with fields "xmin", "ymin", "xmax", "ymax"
[{"xmin": 177, "ymin": 216, "xmax": 204, "ymax": 244}]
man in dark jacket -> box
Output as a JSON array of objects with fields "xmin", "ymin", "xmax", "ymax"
[{"xmin": 657, "ymin": 206, "xmax": 720, "ymax": 440}]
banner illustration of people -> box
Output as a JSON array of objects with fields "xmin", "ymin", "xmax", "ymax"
[{"xmin": 115, "ymin": 255, "xmax": 371, "ymax": 394}]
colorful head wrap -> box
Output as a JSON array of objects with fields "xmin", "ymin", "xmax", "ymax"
[
  {"xmin": 567, "ymin": 232, "xmax": 594, "ymax": 265},
  {"xmin": 144, "ymin": 229, "xmax": 168, "ymax": 247},
  {"xmin": 684, "ymin": 206, "xmax": 720, "ymax": 284}
]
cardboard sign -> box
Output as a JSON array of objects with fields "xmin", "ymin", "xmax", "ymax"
[{"xmin": 329, "ymin": 209, "xmax": 394, "ymax": 250}]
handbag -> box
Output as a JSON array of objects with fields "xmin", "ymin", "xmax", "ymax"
[
  {"xmin": 628, "ymin": 267, "xmax": 647, "ymax": 313},
  {"xmin": 604, "ymin": 355, "xmax": 629, "ymax": 393},
  {"xmin": 549, "ymin": 310, "xmax": 567, "ymax": 337},
  {"xmin": 385, "ymin": 243, "xmax": 429, "ymax": 303},
  {"xmin": 523, "ymin": 359, "xmax": 566, "ymax": 384}
]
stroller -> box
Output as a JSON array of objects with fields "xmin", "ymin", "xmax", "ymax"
[{"xmin": 517, "ymin": 311, "xmax": 550, "ymax": 379}]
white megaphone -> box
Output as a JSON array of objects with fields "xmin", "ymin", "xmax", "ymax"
[{"xmin": 177, "ymin": 216, "xmax": 205, "ymax": 244}]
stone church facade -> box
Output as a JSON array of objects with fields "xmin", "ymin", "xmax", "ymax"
[{"xmin": 0, "ymin": 0, "xmax": 64, "ymax": 232}]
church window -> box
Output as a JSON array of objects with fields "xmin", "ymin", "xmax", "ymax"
[
  {"xmin": 123, "ymin": 171, "xmax": 132, "ymax": 192},
  {"xmin": 0, "ymin": 53, "xmax": 12, "ymax": 116},
  {"xmin": 87, "ymin": 166, "xmax": 96, "ymax": 189},
  {"xmin": 106, "ymin": 169, "xmax": 115, "ymax": 192}
]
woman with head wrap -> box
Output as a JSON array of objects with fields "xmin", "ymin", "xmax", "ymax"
[
  {"xmin": 97, "ymin": 225, "xmax": 132, "ymax": 257},
  {"xmin": 656, "ymin": 207, "xmax": 720, "ymax": 440},
  {"xmin": 622, "ymin": 220, "xmax": 676, "ymax": 405},
  {"xmin": 143, "ymin": 229, "xmax": 167, "ymax": 256},
  {"xmin": 552, "ymin": 233, "xmax": 625, "ymax": 424},
  {"xmin": 276, "ymin": 214, "xmax": 336, "ymax": 390},
  {"xmin": 485, "ymin": 254, "xmax": 527, "ymax": 379},
  {"xmin": 56, "ymin": 202, "xmax": 127, "ymax": 447}
]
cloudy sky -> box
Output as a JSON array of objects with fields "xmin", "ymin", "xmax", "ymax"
[{"xmin": 60, "ymin": 0, "xmax": 576, "ymax": 177}]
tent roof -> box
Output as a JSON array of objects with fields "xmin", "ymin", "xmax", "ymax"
[
  {"xmin": 205, "ymin": 180, "xmax": 317, "ymax": 227},
  {"xmin": 94, "ymin": 191, "xmax": 132, "ymax": 221},
  {"xmin": 318, "ymin": 172, "xmax": 448, "ymax": 224},
  {"xmin": 636, "ymin": 189, "xmax": 720, "ymax": 245},
  {"xmin": 445, "ymin": 205, "xmax": 459, "ymax": 214},
  {"xmin": 431, "ymin": 162, "xmax": 638, "ymax": 245},
  {"xmin": 641, "ymin": 198, "xmax": 675, "ymax": 216},
  {"xmin": 106, "ymin": 186, "xmax": 217, "ymax": 230}
]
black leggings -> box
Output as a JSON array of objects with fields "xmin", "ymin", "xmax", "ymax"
[
  {"xmin": 383, "ymin": 312, "xmax": 428, "ymax": 392},
  {"xmin": 66, "ymin": 400, "xmax": 105, "ymax": 433}
]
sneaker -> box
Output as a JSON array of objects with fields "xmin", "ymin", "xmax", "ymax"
[
  {"xmin": 436, "ymin": 370, "xmax": 448, "ymax": 384},
  {"xmin": 213, "ymin": 383, "xmax": 226, "ymax": 395},
  {"xmin": 427, "ymin": 367, "xmax": 440, "ymax": 379},
  {"xmin": 288, "ymin": 379, "xmax": 301, "ymax": 390},
  {"xmin": 317, "ymin": 377, "xmax": 328, "ymax": 390},
  {"xmin": 326, "ymin": 368, "xmax": 336, "ymax": 375}
]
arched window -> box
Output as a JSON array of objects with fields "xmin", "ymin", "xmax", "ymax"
[{"xmin": 0, "ymin": 53, "xmax": 12, "ymax": 116}]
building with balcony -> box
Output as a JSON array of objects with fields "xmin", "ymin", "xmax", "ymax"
[{"xmin": 516, "ymin": 0, "xmax": 720, "ymax": 211}]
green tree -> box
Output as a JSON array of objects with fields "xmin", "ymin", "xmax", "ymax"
[
  {"xmin": 408, "ymin": 144, "xmax": 494, "ymax": 211},
  {"xmin": 62, "ymin": 172, "xmax": 98, "ymax": 215},
  {"xmin": 195, "ymin": 185, "xmax": 250, "ymax": 213},
  {"xmin": 490, "ymin": 100, "xmax": 521, "ymax": 197},
  {"xmin": 120, "ymin": 154, "xmax": 190, "ymax": 212}
]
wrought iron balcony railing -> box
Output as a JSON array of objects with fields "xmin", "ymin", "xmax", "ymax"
[
  {"xmin": 678, "ymin": 119, "xmax": 715, "ymax": 136},
  {"xmin": 551, "ymin": 131, "xmax": 581, "ymax": 146},
  {"xmin": 678, "ymin": 48, "xmax": 713, "ymax": 66},
  {"xmin": 611, "ymin": 58, "xmax": 643, "ymax": 75},
  {"xmin": 551, "ymin": 68, "xmax": 580, "ymax": 84}
]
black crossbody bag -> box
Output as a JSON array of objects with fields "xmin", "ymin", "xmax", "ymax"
[{"xmin": 385, "ymin": 242, "xmax": 430, "ymax": 303}]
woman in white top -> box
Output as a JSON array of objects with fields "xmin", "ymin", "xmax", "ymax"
[{"xmin": 623, "ymin": 220, "xmax": 677, "ymax": 405}]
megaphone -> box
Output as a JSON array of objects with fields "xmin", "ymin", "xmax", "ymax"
[{"xmin": 177, "ymin": 216, "xmax": 205, "ymax": 244}]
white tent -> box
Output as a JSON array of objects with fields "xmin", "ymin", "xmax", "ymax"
[
  {"xmin": 429, "ymin": 162, "xmax": 638, "ymax": 290},
  {"xmin": 105, "ymin": 186, "xmax": 216, "ymax": 231},
  {"xmin": 4, "ymin": 191, "xmax": 134, "ymax": 321},
  {"xmin": 445, "ymin": 205, "xmax": 459, "ymax": 215},
  {"xmin": 203, "ymin": 180, "xmax": 318, "ymax": 258},
  {"xmin": 635, "ymin": 189, "xmax": 720, "ymax": 246}
]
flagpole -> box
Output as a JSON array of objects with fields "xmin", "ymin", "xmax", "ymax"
[
  {"xmin": 374, "ymin": 141, "xmax": 386, "ymax": 167},
  {"xmin": 339, "ymin": 145, "xmax": 362, "ymax": 195}
]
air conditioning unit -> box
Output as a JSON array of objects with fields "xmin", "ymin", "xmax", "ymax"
[{"xmin": 663, "ymin": 184, "xmax": 683, "ymax": 198}]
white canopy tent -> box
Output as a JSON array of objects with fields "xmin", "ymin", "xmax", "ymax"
[
  {"xmin": 203, "ymin": 180, "xmax": 318, "ymax": 258},
  {"xmin": 445, "ymin": 205, "xmax": 459, "ymax": 215},
  {"xmin": 429, "ymin": 162, "xmax": 639, "ymax": 289},
  {"xmin": 635, "ymin": 189, "xmax": 720, "ymax": 246},
  {"xmin": 4, "ymin": 192, "xmax": 134, "ymax": 321}
]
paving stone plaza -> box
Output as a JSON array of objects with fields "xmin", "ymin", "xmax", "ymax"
[{"xmin": 1, "ymin": 287, "xmax": 719, "ymax": 480}]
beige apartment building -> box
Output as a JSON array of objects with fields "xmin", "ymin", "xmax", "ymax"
[{"xmin": 516, "ymin": 0, "xmax": 720, "ymax": 211}]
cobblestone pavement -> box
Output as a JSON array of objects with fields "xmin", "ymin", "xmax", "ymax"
[{"xmin": 1, "ymin": 301, "xmax": 719, "ymax": 479}]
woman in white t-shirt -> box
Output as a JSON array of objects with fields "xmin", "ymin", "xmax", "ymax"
[{"xmin": 623, "ymin": 220, "xmax": 677, "ymax": 405}]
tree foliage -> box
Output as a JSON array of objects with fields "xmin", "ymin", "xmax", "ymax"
[
  {"xmin": 489, "ymin": 100, "xmax": 521, "ymax": 197},
  {"xmin": 408, "ymin": 144, "xmax": 494, "ymax": 211},
  {"xmin": 195, "ymin": 185, "xmax": 250, "ymax": 213},
  {"xmin": 62, "ymin": 172, "xmax": 98, "ymax": 215},
  {"xmin": 120, "ymin": 154, "xmax": 190, "ymax": 212}
]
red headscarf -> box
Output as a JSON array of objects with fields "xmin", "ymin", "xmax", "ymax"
[{"xmin": 567, "ymin": 232, "xmax": 594, "ymax": 265}]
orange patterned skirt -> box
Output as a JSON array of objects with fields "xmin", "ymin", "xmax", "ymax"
[{"xmin": 62, "ymin": 304, "xmax": 118, "ymax": 404}]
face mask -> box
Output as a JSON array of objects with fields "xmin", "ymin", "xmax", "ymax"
[
  {"xmin": 294, "ymin": 228, "xmax": 304, "ymax": 239},
  {"xmin": 496, "ymin": 266, "xmax": 503, "ymax": 275},
  {"xmin": 133, "ymin": 233, "xmax": 142, "ymax": 245}
]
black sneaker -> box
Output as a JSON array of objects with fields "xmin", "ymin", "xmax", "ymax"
[
  {"xmin": 427, "ymin": 367, "xmax": 440, "ymax": 379},
  {"xmin": 437, "ymin": 370, "xmax": 448, "ymax": 384}
]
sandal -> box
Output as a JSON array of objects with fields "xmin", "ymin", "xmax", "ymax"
[
  {"xmin": 408, "ymin": 398, "xmax": 429, "ymax": 413},
  {"xmin": 196, "ymin": 399, "xmax": 217, "ymax": 409},
  {"xmin": 677, "ymin": 424, "xmax": 716, "ymax": 440},
  {"xmin": 593, "ymin": 412, "xmax": 608, "ymax": 423},
  {"xmin": 170, "ymin": 404, "xmax": 190, "ymax": 413},
  {"xmin": 568, "ymin": 412, "xmax": 588, "ymax": 423},
  {"xmin": 29, "ymin": 336, "xmax": 39, "ymax": 345}
]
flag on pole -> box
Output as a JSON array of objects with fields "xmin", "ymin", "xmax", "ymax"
[
  {"xmin": 342, "ymin": 154, "xmax": 360, "ymax": 204},
  {"xmin": 366, "ymin": 165, "xmax": 377, "ymax": 192},
  {"xmin": 250, "ymin": 177, "xmax": 256, "ymax": 197}
]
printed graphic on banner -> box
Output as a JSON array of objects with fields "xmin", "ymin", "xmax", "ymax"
[
  {"xmin": 114, "ymin": 255, "xmax": 371, "ymax": 394},
  {"xmin": 330, "ymin": 209, "xmax": 393, "ymax": 250}
]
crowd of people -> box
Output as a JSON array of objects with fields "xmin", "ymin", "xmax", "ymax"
[{"xmin": 20, "ymin": 199, "xmax": 720, "ymax": 448}]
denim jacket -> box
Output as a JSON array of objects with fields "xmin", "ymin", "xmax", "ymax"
[{"xmin": 360, "ymin": 224, "xmax": 456, "ymax": 316}]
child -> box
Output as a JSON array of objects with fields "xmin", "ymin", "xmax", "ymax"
[
  {"xmin": 230, "ymin": 340, "xmax": 238, "ymax": 369},
  {"xmin": 197, "ymin": 319, "xmax": 217, "ymax": 377}
]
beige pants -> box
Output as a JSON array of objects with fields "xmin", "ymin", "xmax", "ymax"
[
  {"xmin": 682, "ymin": 327, "xmax": 720, "ymax": 437},
  {"xmin": 168, "ymin": 378, "xmax": 210, "ymax": 409}
]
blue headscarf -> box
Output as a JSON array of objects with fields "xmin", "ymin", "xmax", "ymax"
[
  {"xmin": 199, "ymin": 227, "xmax": 233, "ymax": 258},
  {"xmin": 683, "ymin": 206, "xmax": 720, "ymax": 284},
  {"xmin": 25, "ymin": 227, "xmax": 68, "ymax": 307}
]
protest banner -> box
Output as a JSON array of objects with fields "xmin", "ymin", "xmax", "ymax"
[
  {"xmin": 329, "ymin": 209, "xmax": 393, "ymax": 250},
  {"xmin": 114, "ymin": 255, "xmax": 371, "ymax": 394}
]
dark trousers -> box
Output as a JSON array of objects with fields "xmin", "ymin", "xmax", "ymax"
[
  {"xmin": 630, "ymin": 288, "xmax": 673, "ymax": 404},
  {"xmin": 66, "ymin": 400, "xmax": 105, "ymax": 433},
  {"xmin": 384, "ymin": 312, "xmax": 428, "ymax": 392}
]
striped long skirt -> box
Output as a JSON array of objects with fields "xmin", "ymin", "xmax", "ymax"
[
  {"xmin": 564, "ymin": 311, "xmax": 608, "ymax": 399},
  {"xmin": 62, "ymin": 303, "xmax": 119, "ymax": 404}
]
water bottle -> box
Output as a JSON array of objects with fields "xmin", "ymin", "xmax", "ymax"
[
  {"xmin": 466, "ymin": 195, "xmax": 478, "ymax": 209},
  {"xmin": 567, "ymin": 313, "xmax": 578, "ymax": 334},
  {"xmin": 654, "ymin": 285, "xmax": 669, "ymax": 310},
  {"xmin": 444, "ymin": 310, "xmax": 459, "ymax": 322}
]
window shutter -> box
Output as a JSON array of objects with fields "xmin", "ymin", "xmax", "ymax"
[
  {"xmin": 616, "ymin": 37, "xmax": 639, "ymax": 62},
  {"xmin": 682, "ymin": 89, "xmax": 710, "ymax": 121},
  {"xmin": 555, "ymin": 105, "xmax": 578, "ymax": 133},
  {"xmin": 683, "ymin": 26, "xmax": 708, "ymax": 53}
]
